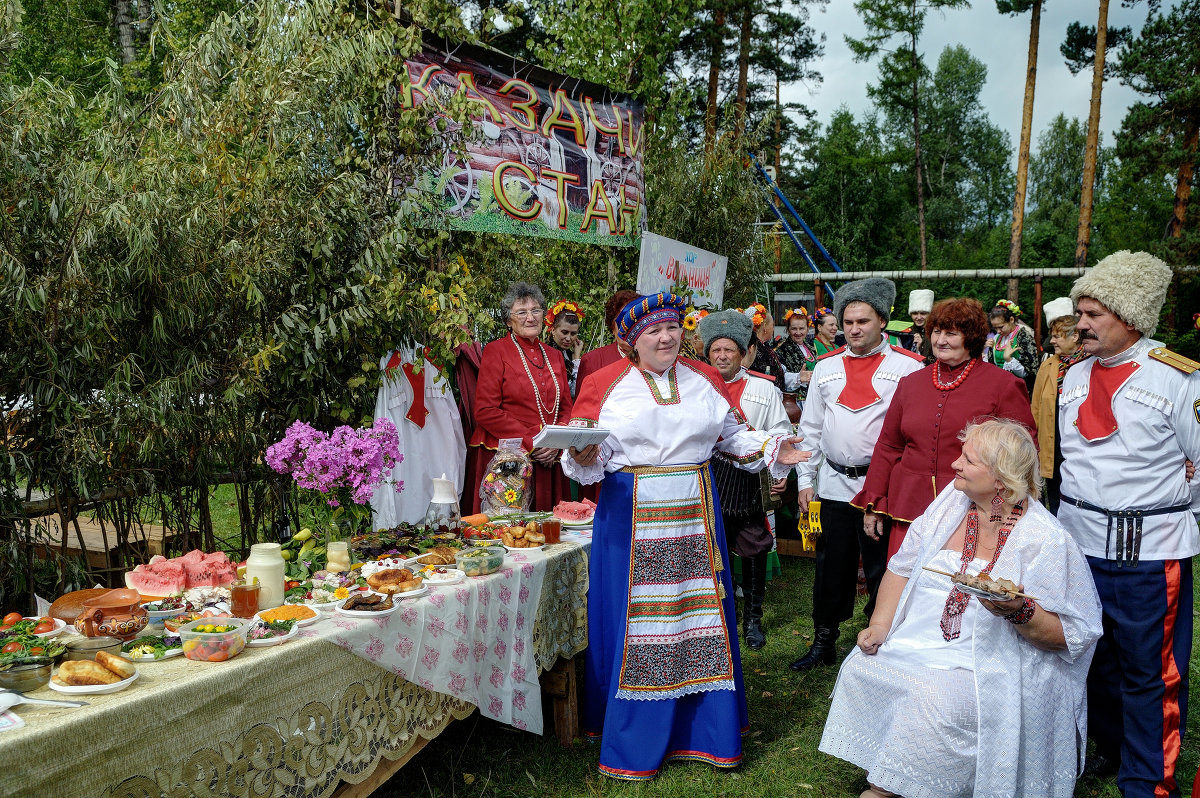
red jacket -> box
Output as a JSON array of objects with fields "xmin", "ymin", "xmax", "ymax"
[
  {"xmin": 469, "ymin": 334, "xmax": 573, "ymax": 451},
  {"xmin": 852, "ymin": 360, "xmax": 1036, "ymax": 523}
]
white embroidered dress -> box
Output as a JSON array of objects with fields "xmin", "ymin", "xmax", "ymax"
[{"xmin": 820, "ymin": 485, "xmax": 1103, "ymax": 798}]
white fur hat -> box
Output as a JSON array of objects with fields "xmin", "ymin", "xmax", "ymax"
[
  {"xmin": 908, "ymin": 289, "xmax": 934, "ymax": 314},
  {"xmin": 1042, "ymin": 297, "xmax": 1074, "ymax": 326},
  {"xmin": 1070, "ymin": 250, "xmax": 1172, "ymax": 337}
]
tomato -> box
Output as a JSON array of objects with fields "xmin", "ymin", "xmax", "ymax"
[
  {"xmin": 0, "ymin": 625, "xmax": 11, "ymax": 633},
  {"xmin": 2, "ymin": 612, "xmax": 22, "ymax": 626},
  {"xmin": 27, "ymin": 646, "xmax": 44, "ymax": 656},
  {"xmin": 33, "ymin": 621, "xmax": 55, "ymax": 634},
  {"xmin": 1, "ymin": 641, "xmax": 23, "ymax": 654}
]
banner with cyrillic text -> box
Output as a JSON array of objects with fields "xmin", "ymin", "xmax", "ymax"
[
  {"xmin": 636, "ymin": 232, "xmax": 728, "ymax": 307},
  {"xmin": 399, "ymin": 39, "xmax": 645, "ymax": 247}
]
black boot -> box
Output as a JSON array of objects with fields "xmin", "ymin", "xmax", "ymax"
[
  {"xmin": 789, "ymin": 625, "xmax": 838, "ymax": 671},
  {"xmin": 744, "ymin": 553, "xmax": 767, "ymax": 650}
]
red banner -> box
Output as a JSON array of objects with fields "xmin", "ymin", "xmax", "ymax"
[{"xmin": 399, "ymin": 39, "xmax": 645, "ymax": 247}]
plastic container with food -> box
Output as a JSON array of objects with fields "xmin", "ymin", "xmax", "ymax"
[
  {"xmin": 454, "ymin": 546, "xmax": 505, "ymax": 577},
  {"xmin": 177, "ymin": 618, "xmax": 250, "ymax": 662}
]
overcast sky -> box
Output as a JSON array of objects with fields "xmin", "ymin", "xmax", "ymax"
[{"xmin": 782, "ymin": 1, "xmax": 1174, "ymax": 166}]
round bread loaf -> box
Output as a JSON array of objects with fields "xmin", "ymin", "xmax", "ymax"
[{"xmin": 48, "ymin": 588, "xmax": 111, "ymax": 623}]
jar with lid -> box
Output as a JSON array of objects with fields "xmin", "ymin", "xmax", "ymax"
[
  {"xmin": 424, "ymin": 473, "xmax": 462, "ymax": 533},
  {"xmin": 244, "ymin": 543, "xmax": 286, "ymax": 610}
]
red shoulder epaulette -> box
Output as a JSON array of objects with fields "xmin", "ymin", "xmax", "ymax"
[
  {"xmin": 817, "ymin": 346, "xmax": 845, "ymax": 361},
  {"xmin": 890, "ymin": 345, "xmax": 924, "ymax": 361},
  {"xmin": 746, "ymin": 369, "xmax": 773, "ymax": 380}
]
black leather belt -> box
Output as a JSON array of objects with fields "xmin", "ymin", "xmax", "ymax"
[
  {"xmin": 1060, "ymin": 494, "xmax": 1191, "ymax": 567},
  {"xmin": 827, "ymin": 459, "xmax": 871, "ymax": 480}
]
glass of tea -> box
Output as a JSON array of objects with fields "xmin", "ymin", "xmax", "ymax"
[
  {"xmin": 231, "ymin": 581, "xmax": 261, "ymax": 618},
  {"xmin": 539, "ymin": 517, "xmax": 562, "ymax": 545}
]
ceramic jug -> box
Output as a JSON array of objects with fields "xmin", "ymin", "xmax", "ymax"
[{"xmin": 74, "ymin": 588, "xmax": 149, "ymax": 640}]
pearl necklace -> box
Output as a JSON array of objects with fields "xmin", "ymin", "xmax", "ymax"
[
  {"xmin": 932, "ymin": 357, "xmax": 977, "ymax": 391},
  {"xmin": 510, "ymin": 333, "xmax": 561, "ymax": 427}
]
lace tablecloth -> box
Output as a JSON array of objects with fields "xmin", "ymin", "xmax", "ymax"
[{"xmin": 0, "ymin": 540, "xmax": 590, "ymax": 798}]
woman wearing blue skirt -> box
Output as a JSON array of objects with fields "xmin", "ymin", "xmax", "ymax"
[{"xmin": 562, "ymin": 293, "xmax": 809, "ymax": 780}]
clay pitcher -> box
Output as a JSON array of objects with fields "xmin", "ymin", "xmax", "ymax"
[
  {"xmin": 74, "ymin": 588, "xmax": 149, "ymax": 640},
  {"xmin": 781, "ymin": 392, "xmax": 802, "ymax": 425}
]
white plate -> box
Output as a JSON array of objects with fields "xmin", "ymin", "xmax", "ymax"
[
  {"xmin": 415, "ymin": 568, "xmax": 465, "ymax": 585},
  {"xmin": 558, "ymin": 517, "xmax": 594, "ymax": 527},
  {"xmin": 375, "ymin": 585, "xmax": 428, "ymax": 600},
  {"xmin": 123, "ymin": 646, "xmax": 185, "ymax": 662},
  {"xmin": 139, "ymin": 601, "xmax": 190, "ymax": 620},
  {"xmin": 334, "ymin": 599, "xmax": 401, "ymax": 618},
  {"xmin": 955, "ymin": 583, "xmax": 1018, "ymax": 601},
  {"xmin": 246, "ymin": 621, "xmax": 300, "ymax": 647},
  {"xmin": 255, "ymin": 609, "xmax": 319, "ymax": 628},
  {"xmin": 503, "ymin": 544, "xmax": 543, "ymax": 552},
  {"xmin": 27, "ymin": 617, "xmax": 66, "ymax": 639},
  {"xmin": 49, "ymin": 669, "xmax": 139, "ymax": 695},
  {"xmin": 289, "ymin": 599, "xmax": 340, "ymax": 612}
]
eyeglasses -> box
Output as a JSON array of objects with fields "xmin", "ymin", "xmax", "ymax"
[{"xmin": 511, "ymin": 309, "xmax": 545, "ymax": 319}]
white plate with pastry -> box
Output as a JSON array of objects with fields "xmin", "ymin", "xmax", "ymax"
[
  {"xmin": 50, "ymin": 653, "xmax": 139, "ymax": 694},
  {"xmin": 50, "ymin": 670, "xmax": 138, "ymax": 695}
]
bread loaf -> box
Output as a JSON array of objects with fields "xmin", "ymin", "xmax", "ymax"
[
  {"xmin": 95, "ymin": 651, "xmax": 136, "ymax": 679},
  {"xmin": 48, "ymin": 588, "xmax": 110, "ymax": 624},
  {"xmin": 53, "ymin": 660, "xmax": 122, "ymax": 686}
]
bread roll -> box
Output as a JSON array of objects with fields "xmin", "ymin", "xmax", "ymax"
[
  {"xmin": 53, "ymin": 660, "xmax": 122, "ymax": 686},
  {"xmin": 48, "ymin": 588, "xmax": 110, "ymax": 624},
  {"xmin": 96, "ymin": 651, "xmax": 136, "ymax": 679}
]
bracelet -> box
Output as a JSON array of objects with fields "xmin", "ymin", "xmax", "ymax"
[{"xmin": 1003, "ymin": 597, "xmax": 1035, "ymax": 625}]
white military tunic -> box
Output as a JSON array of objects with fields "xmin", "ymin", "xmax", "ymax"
[
  {"xmin": 1057, "ymin": 337, "xmax": 1200, "ymax": 560},
  {"xmin": 795, "ymin": 338, "xmax": 924, "ymax": 502}
]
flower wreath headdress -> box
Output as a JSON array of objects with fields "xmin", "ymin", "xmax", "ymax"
[
  {"xmin": 813, "ymin": 306, "xmax": 834, "ymax": 321},
  {"xmin": 783, "ymin": 307, "xmax": 809, "ymax": 323},
  {"xmin": 683, "ymin": 308, "xmax": 710, "ymax": 331},
  {"xmin": 739, "ymin": 302, "xmax": 768, "ymax": 327},
  {"xmin": 994, "ymin": 298, "xmax": 1021, "ymax": 317},
  {"xmin": 545, "ymin": 299, "xmax": 585, "ymax": 328}
]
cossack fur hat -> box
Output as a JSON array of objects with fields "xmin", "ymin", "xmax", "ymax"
[
  {"xmin": 1042, "ymin": 297, "xmax": 1074, "ymax": 326},
  {"xmin": 835, "ymin": 277, "xmax": 896, "ymax": 325},
  {"xmin": 699, "ymin": 310, "xmax": 754, "ymax": 354},
  {"xmin": 1070, "ymin": 250, "xmax": 1172, "ymax": 337},
  {"xmin": 908, "ymin": 289, "xmax": 935, "ymax": 315}
]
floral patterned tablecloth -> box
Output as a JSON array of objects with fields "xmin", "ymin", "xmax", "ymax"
[
  {"xmin": 0, "ymin": 538, "xmax": 591, "ymax": 798},
  {"xmin": 311, "ymin": 539, "xmax": 588, "ymax": 734}
]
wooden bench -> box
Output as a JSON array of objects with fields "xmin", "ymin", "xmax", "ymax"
[{"xmin": 31, "ymin": 515, "xmax": 177, "ymax": 571}]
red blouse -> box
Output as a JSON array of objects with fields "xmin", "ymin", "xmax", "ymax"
[
  {"xmin": 575, "ymin": 342, "xmax": 623, "ymax": 395},
  {"xmin": 851, "ymin": 360, "xmax": 1036, "ymax": 523},
  {"xmin": 469, "ymin": 333, "xmax": 574, "ymax": 451}
]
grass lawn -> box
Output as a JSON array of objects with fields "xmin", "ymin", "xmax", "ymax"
[{"xmin": 370, "ymin": 554, "xmax": 1199, "ymax": 798}]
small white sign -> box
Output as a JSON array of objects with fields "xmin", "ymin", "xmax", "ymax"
[{"xmin": 636, "ymin": 232, "xmax": 728, "ymax": 307}]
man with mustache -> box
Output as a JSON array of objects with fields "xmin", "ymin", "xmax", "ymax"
[{"xmin": 1057, "ymin": 251, "xmax": 1200, "ymax": 798}]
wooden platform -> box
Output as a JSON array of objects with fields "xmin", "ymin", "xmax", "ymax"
[{"xmin": 31, "ymin": 515, "xmax": 176, "ymax": 570}]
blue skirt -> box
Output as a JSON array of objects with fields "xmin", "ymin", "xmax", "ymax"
[{"xmin": 583, "ymin": 467, "xmax": 749, "ymax": 780}]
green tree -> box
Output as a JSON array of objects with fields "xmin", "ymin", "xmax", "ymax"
[
  {"xmin": 1112, "ymin": 0, "xmax": 1200, "ymax": 256},
  {"xmin": 919, "ymin": 45, "xmax": 1014, "ymax": 242},
  {"xmin": 846, "ymin": 0, "xmax": 971, "ymax": 269}
]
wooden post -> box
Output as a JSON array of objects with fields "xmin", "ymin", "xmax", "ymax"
[
  {"xmin": 1033, "ymin": 276, "xmax": 1044, "ymax": 355},
  {"xmin": 814, "ymin": 279, "xmax": 824, "ymax": 310}
]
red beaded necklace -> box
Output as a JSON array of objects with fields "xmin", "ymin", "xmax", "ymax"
[{"xmin": 931, "ymin": 357, "xmax": 977, "ymax": 391}]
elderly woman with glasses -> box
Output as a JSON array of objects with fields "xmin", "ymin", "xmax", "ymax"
[
  {"xmin": 465, "ymin": 281, "xmax": 574, "ymax": 514},
  {"xmin": 821, "ymin": 419, "xmax": 1102, "ymax": 798}
]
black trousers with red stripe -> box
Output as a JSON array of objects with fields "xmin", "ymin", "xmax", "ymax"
[{"xmin": 1087, "ymin": 556, "xmax": 1192, "ymax": 798}]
